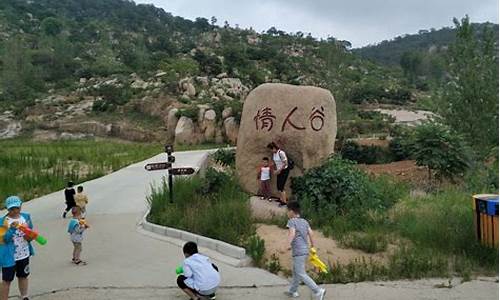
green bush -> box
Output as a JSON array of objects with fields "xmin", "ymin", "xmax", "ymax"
[
  {"xmin": 340, "ymin": 140, "xmax": 393, "ymax": 164},
  {"xmin": 388, "ymin": 125, "xmax": 414, "ymax": 161},
  {"xmin": 212, "ymin": 148, "xmax": 236, "ymax": 167},
  {"xmin": 267, "ymin": 253, "xmax": 282, "ymax": 274},
  {"xmin": 175, "ymin": 106, "xmax": 199, "ymax": 121},
  {"xmin": 197, "ymin": 167, "xmax": 230, "ymax": 194},
  {"xmin": 291, "ymin": 156, "xmax": 404, "ymax": 227},
  {"xmin": 245, "ymin": 235, "xmax": 266, "ymax": 267},
  {"xmin": 410, "ymin": 122, "xmax": 471, "ymax": 180},
  {"xmin": 147, "ymin": 169, "xmax": 254, "ymax": 246}
]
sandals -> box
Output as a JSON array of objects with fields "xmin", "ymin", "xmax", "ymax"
[{"xmin": 73, "ymin": 259, "xmax": 87, "ymax": 265}]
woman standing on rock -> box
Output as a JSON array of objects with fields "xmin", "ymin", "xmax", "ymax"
[{"xmin": 267, "ymin": 142, "xmax": 289, "ymax": 205}]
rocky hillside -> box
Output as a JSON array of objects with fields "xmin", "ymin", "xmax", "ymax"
[{"xmin": 0, "ymin": 0, "xmax": 416, "ymax": 143}]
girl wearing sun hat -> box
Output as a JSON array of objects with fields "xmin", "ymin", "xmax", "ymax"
[{"xmin": 0, "ymin": 196, "xmax": 36, "ymax": 300}]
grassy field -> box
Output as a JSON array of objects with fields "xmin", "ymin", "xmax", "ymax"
[{"xmin": 0, "ymin": 138, "xmax": 226, "ymax": 204}]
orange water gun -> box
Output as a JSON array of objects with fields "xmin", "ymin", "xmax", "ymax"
[
  {"xmin": 79, "ymin": 219, "xmax": 90, "ymax": 228},
  {"xmin": 309, "ymin": 247, "xmax": 328, "ymax": 273},
  {"xmin": 16, "ymin": 224, "xmax": 47, "ymax": 246}
]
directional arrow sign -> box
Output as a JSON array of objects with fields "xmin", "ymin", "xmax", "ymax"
[
  {"xmin": 144, "ymin": 162, "xmax": 171, "ymax": 171},
  {"xmin": 170, "ymin": 167, "xmax": 196, "ymax": 175}
]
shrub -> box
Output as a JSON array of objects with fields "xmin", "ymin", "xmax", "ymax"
[
  {"xmin": 197, "ymin": 167, "xmax": 230, "ymax": 194},
  {"xmin": 212, "ymin": 148, "xmax": 236, "ymax": 167},
  {"xmin": 388, "ymin": 125, "xmax": 414, "ymax": 161},
  {"xmin": 245, "ymin": 235, "xmax": 266, "ymax": 267},
  {"xmin": 410, "ymin": 122, "xmax": 471, "ymax": 180},
  {"xmin": 175, "ymin": 106, "xmax": 199, "ymax": 121},
  {"xmin": 340, "ymin": 140, "xmax": 393, "ymax": 164},
  {"xmin": 267, "ymin": 253, "xmax": 282, "ymax": 274},
  {"xmin": 147, "ymin": 169, "xmax": 254, "ymax": 246},
  {"xmin": 291, "ymin": 156, "xmax": 402, "ymax": 228}
]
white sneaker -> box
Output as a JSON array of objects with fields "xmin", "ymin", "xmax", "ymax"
[
  {"xmin": 284, "ymin": 291, "xmax": 300, "ymax": 298},
  {"xmin": 315, "ymin": 288, "xmax": 326, "ymax": 300}
]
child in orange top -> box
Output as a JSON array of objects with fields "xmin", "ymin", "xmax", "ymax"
[{"xmin": 257, "ymin": 157, "xmax": 273, "ymax": 201}]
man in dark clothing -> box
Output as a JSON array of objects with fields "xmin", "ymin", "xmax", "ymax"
[{"xmin": 63, "ymin": 181, "xmax": 76, "ymax": 218}]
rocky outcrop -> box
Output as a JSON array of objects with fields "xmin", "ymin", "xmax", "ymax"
[
  {"xmin": 0, "ymin": 112, "xmax": 22, "ymax": 139},
  {"xmin": 223, "ymin": 117, "xmax": 239, "ymax": 145},
  {"xmin": 175, "ymin": 116, "xmax": 196, "ymax": 144}
]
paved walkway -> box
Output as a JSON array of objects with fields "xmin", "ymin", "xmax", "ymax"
[
  {"xmin": 11, "ymin": 150, "xmax": 286, "ymax": 298},
  {"xmin": 6, "ymin": 150, "xmax": 498, "ymax": 299}
]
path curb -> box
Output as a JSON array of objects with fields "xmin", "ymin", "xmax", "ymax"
[{"xmin": 139, "ymin": 149, "xmax": 251, "ymax": 267}]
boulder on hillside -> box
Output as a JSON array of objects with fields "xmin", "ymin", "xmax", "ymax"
[
  {"xmin": 175, "ymin": 116, "xmax": 195, "ymax": 145},
  {"xmin": 224, "ymin": 117, "xmax": 239, "ymax": 145},
  {"xmin": 203, "ymin": 109, "xmax": 217, "ymax": 142},
  {"xmin": 235, "ymin": 83, "xmax": 337, "ymax": 196},
  {"xmin": 165, "ymin": 108, "xmax": 178, "ymax": 142}
]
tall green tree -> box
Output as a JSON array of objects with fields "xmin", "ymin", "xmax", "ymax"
[
  {"xmin": 1, "ymin": 37, "xmax": 42, "ymax": 101},
  {"xmin": 439, "ymin": 16, "xmax": 499, "ymax": 154}
]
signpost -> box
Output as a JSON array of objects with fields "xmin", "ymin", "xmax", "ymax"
[
  {"xmin": 170, "ymin": 167, "xmax": 196, "ymax": 176},
  {"xmin": 144, "ymin": 162, "xmax": 171, "ymax": 171},
  {"xmin": 144, "ymin": 145, "xmax": 198, "ymax": 203}
]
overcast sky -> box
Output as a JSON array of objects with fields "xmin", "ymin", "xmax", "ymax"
[{"xmin": 135, "ymin": 0, "xmax": 498, "ymax": 48}]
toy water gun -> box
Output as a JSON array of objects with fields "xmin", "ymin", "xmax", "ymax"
[
  {"xmin": 79, "ymin": 219, "xmax": 90, "ymax": 228},
  {"xmin": 16, "ymin": 224, "xmax": 47, "ymax": 246},
  {"xmin": 309, "ymin": 247, "xmax": 327, "ymax": 273},
  {"xmin": 175, "ymin": 266, "xmax": 184, "ymax": 276}
]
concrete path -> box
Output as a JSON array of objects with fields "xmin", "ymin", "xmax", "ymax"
[
  {"xmin": 6, "ymin": 150, "xmax": 498, "ymax": 299},
  {"xmin": 11, "ymin": 150, "xmax": 286, "ymax": 298}
]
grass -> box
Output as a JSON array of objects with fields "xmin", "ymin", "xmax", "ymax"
[
  {"xmin": 338, "ymin": 231, "xmax": 389, "ymax": 253},
  {"xmin": 147, "ymin": 168, "xmax": 255, "ymax": 246},
  {"xmin": 0, "ymin": 138, "xmax": 226, "ymax": 204},
  {"xmin": 0, "ymin": 138, "xmax": 162, "ymax": 203}
]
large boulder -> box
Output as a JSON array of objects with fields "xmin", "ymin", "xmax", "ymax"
[
  {"xmin": 236, "ymin": 83, "xmax": 337, "ymax": 196},
  {"xmin": 224, "ymin": 117, "xmax": 239, "ymax": 145},
  {"xmin": 175, "ymin": 116, "xmax": 195, "ymax": 145},
  {"xmin": 165, "ymin": 108, "xmax": 179, "ymax": 142},
  {"xmin": 203, "ymin": 109, "xmax": 217, "ymax": 142}
]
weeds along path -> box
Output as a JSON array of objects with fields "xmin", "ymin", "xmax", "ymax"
[{"xmin": 7, "ymin": 150, "xmax": 286, "ymax": 298}]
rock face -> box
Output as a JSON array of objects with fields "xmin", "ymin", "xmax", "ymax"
[
  {"xmin": 175, "ymin": 116, "xmax": 195, "ymax": 145},
  {"xmin": 203, "ymin": 109, "xmax": 217, "ymax": 142},
  {"xmin": 236, "ymin": 83, "xmax": 337, "ymax": 196},
  {"xmin": 224, "ymin": 117, "xmax": 239, "ymax": 145},
  {"xmin": 0, "ymin": 113, "xmax": 22, "ymax": 139},
  {"xmin": 165, "ymin": 108, "xmax": 179, "ymax": 142}
]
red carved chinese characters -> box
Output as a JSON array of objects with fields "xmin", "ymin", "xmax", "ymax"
[
  {"xmin": 254, "ymin": 107, "xmax": 276, "ymax": 131},
  {"xmin": 281, "ymin": 107, "xmax": 306, "ymax": 132},
  {"xmin": 309, "ymin": 106, "xmax": 325, "ymax": 131},
  {"xmin": 254, "ymin": 106, "xmax": 326, "ymax": 132}
]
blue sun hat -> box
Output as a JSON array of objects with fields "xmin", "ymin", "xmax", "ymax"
[{"xmin": 5, "ymin": 196, "xmax": 22, "ymax": 210}]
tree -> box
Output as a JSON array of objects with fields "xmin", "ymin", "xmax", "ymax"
[
  {"xmin": 439, "ymin": 16, "xmax": 499, "ymax": 155},
  {"xmin": 41, "ymin": 17, "xmax": 64, "ymax": 36},
  {"xmin": 210, "ymin": 16, "xmax": 217, "ymax": 26},
  {"xmin": 411, "ymin": 122, "xmax": 471, "ymax": 181},
  {"xmin": 1, "ymin": 37, "xmax": 43, "ymax": 101}
]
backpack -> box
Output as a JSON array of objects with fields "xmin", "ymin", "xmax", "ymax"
[{"xmin": 279, "ymin": 150, "xmax": 295, "ymax": 170}]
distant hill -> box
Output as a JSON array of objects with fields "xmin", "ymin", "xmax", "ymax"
[{"xmin": 354, "ymin": 23, "xmax": 499, "ymax": 66}]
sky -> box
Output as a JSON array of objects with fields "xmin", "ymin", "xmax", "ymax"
[{"xmin": 135, "ymin": 0, "xmax": 498, "ymax": 48}]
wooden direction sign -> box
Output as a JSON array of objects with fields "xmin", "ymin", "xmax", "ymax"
[
  {"xmin": 144, "ymin": 162, "xmax": 171, "ymax": 171},
  {"xmin": 169, "ymin": 167, "xmax": 195, "ymax": 175}
]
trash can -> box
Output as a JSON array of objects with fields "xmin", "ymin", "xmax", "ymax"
[{"xmin": 472, "ymin": 194, "xmax": 499, "ymax": 248}]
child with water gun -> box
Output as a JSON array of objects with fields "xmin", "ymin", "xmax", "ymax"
[
  {"xmin": 0, "ymin": 196, "xmax": 40, "ymax": 300},
  {"xmin": 285, "ymin": 201, "xmax": 326, "ymax": 300},
  {"xmin": 67, "ymin": 207, "xmax": 89, "ymax": 265},
  {"xmin": 176, "ymin": 242, "xmax": 220, "ymax": 300}
]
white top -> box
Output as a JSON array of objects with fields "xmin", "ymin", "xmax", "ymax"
[
  {"xmin": 260, "ymin": 166, "xmax": 271, "ymax": 181},
  {"xmin": 6, "ymin": 216, "xmax": 30, "ymax": 261},
  {"xmin": 183, "ymin": 253, "xmax": 220, "ymax": 292},
  {"xmin": 273, "ymin": 150, "xmax": 287, "ymax": 171}
]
